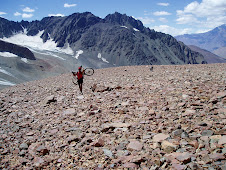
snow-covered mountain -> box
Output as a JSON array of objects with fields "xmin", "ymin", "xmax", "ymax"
[{"xmin": 0, "ymin": 12, "xmax": 206, "ymax": 89}]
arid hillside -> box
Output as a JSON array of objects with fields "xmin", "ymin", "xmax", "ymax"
[{"xmin": 0, "ymin": 64, "xmax": 225, "ymax": 169}]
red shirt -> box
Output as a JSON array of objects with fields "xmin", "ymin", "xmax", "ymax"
[{"xmin": 76, "ymin": 71, "xmax": 83, "ymax": 80}]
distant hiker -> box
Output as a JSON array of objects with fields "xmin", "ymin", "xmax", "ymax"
[
  {"xmin": 150, "ymin": 66, "xmax": 153, "ymax": 71},
  {"xmin": 73, "ymin": 66, "xmax": 85, "ymax": 94}
]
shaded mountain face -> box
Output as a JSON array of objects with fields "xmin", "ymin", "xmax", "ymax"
[
  {"xmin": 0, "ymin": 12, "xmax": 206, "ymax": 66},
  {"xmin": 175, "ymin": 24, "xmax": 226, "ymax": 52},
  {"xmin": 0, "ymin": 40, "xmax": 35, "ymax": 60}
]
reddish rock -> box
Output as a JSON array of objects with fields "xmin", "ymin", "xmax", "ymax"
[
  {"xmin": 189, "ymin": 140, "xmax": 199, "ymax": 149},
  {"xmin": 26, "ymin": 132, "xmax": 34, "ymax": 136},
  {"xmin": 175, "ymin": 152, "xmax": 191, "ymax": 164},
  {"xmin": 28, "ymin": 143, "xmax": 40, "ymax": 157},
  {"xmin": 91, "ymin": 138, "xmax": 105, "ymax": 147},
  {"xmin": 66, "ymin": 135, "xmax": 82, "ymax": 144},
  {"xmin": 38, "ymin": 147, "xmax": 49, "ymax": 156},
  {"xmin": 122, "ymin": 162, "xmax": 138, "ymax": 168},
  {"xmin": 19, "ymin": 158, "xmax": 30, "ymax": 164},
  {"xmin": 33, "ymin": 157, "xmax": 44, "ymax": 167},
  {"xmin": 161, "ymin": 141, "xmax": 178, "ymax": 153},
  {"xmin": 182, "ymin": 109, "xmax": 196, "ymax": 116},
  {"xmin": 172, "ymin": 163, "xmax": 187, "ymax": 170},
  {"xmin": 127, "ymin": 140, "xmax": 143, "ymax": 151},
  {"xmin": 218, "ymin": 135, "xmax": 226, "ymax": 145},
  {"xmin": 152, "ymin": 133, "xmax": 170, "ymax": 142},
  {"xmin": 50, "ymin": 129, "xmax": 58, "ymax": 134},
  {"xmin": 209, "ymin": 153, "xmax": 225, "ymax": 161}
]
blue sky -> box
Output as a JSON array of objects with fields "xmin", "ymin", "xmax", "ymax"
[{"xmin": 0, "ymin": 0, "xmax": 225, "ymax": 36}]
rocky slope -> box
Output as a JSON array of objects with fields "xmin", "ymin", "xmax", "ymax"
[{"xmin": 0, "ymin": 64, "xmax": 225, "ymax": 169}]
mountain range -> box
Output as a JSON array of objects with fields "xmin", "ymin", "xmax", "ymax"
[
  {"xmin": 0, "ymin": 12, "xmax": 207, "ymax": 89},
  {"xmin": 176, "ymin": 24, "xmax": 226, "ymax": 59}
]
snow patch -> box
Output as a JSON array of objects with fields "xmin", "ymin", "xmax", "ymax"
[
  {"xmin": 21, "ymin": 58, "xmax": 29, "ymax": 63},
  {"xmin": 97, "ymin": 53, "xmax": 102, "ymax": 59},
  {"xmin": 0, "ymin": 78, "xmax": 15, "ymax": 86},
  {"xmin": 75, "ymin": 50, "xmax": 83, "ymax": 59},
  {"xmin": 121, "ymin": 26, "xmax": 128, "ymax": 29},
  {"xmin": 0, "ymin": 67, "xmax": 14, "ymax": 77},
  {"xmin": 133, "ymin": 28, "xmax": 139, "ymax": 32},
  {"xmin": 1, "ymin": 30, "xmax": 74, "ymax": 55},
  {"xmin": 46, "ymin": 52, "xmax": 66, "ymax": 60},
  {"xmin": 101, "ymin": 57, "xmax": 109, "ymax": 63},
  {"xmin": 0, "ymin": 52, "xmax": 18, "ymax": 58},
  {"xmin": 30, "ymin": 49, "xmax": 65, "ymax": 60},
  {"xmin": 97, "ymin": 53, "xmax": 109, "ymax": 63}
]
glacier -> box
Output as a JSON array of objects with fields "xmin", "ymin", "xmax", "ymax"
[{"xmin": 1, "ymin": 30, "xmax": 74, "ymax": 57}]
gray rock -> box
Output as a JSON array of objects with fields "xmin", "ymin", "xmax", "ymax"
[
  {"xmin": 172, "ymin": 129, "xmax": 184, "ymax": 137},
  {"xmin": 222, "ymin": 147, "xmax": 226, "ymax": 154},
  {"xmin": 19, "ymin": 150, "xmax": 26, "ymax": 157},
  {"xmin": 181, "ymin": 131, "xmax": 189, "ymax": 138},
  {"xmin": 103, "ymin": 148, "xmax": 114, "ymax": 158},
  {"xmin": 201, "ymin": 130, "xmax": 214, "ymax": 136},
  {"xmin": 19, "ymin": 143, "xmax": 28, "ymax": 150}
]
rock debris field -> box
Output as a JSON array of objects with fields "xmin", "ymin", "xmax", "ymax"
[{"xmin": 0, "ymin": 64, "xmax": 225, "ymax": 169}]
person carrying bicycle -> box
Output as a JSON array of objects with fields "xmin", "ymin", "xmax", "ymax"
[{"xmin": 72, "ymin": 66, "xmax": 85, "ymax": 94}]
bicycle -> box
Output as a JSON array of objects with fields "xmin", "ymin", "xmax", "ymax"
[{"xmin": 72, "ymin": 68, "xmax": 94, "ymax": 85}]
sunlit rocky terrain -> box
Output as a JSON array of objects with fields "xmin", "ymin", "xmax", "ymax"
[{"xmin": 0, "ymin": 63, "xmax": 225, "ymax": 169}]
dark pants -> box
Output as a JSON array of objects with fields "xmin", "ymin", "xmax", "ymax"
[
  {"xmin": 77, "ymin": 78, "xmax": 83, "ymax": 85},
  {"xmin": 77, "ymin": 78, "xmax": 83, "ymax": 93}
]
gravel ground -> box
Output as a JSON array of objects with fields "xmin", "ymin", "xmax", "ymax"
[{"xmin": 0, "ymin": 63, "xmax": 225, "ymax": 169}]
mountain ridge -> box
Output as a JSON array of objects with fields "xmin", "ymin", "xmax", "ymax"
[
  {"xmin": 0, "ymin": 12, "xmax": 206, "ymax": 66},
  {"xmin": 175, "ymin": 24, "xmax": 226, "ymax": 53}
]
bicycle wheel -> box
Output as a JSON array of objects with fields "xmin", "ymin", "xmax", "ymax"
[
  {"xmin": 71, "ymin": 72, "xmax": 78, "ymax": 85},
  {"xmin": 84, "ymin": 68, "xmax": 94, "ymax": 76}
]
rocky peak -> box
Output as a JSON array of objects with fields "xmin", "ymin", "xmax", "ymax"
[
  {"xmin": 0, "ymin": 17, "xmax": 23, "ymax": 38},
  {"xmin": 209, "ymin": 24, "xmax": 226, "ymax": 36},
  {"xmin": 104, "ymin": 12, "xmax": 144, "ymax": 31},
  {"xmin": 66, "ymin": 12, "xmax": 102, "ymax": 29}
]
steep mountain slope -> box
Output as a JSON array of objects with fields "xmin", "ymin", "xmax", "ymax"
[
  {"xmin": 0, "ymin": 12, "xmax": 206, "ymax": 66},
  {"xmin": 188, "ymin": 45, "xmax": 226, "ymax": 64},
  {"xmin": 175, "ymin": 24, "xmax": 226, "ymax": 52}
]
